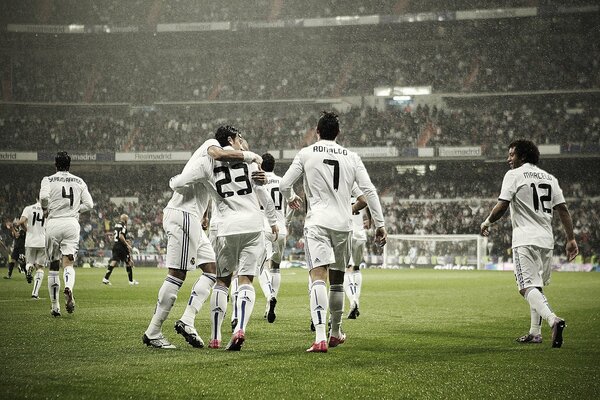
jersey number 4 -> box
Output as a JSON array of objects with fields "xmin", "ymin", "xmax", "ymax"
[
  {"xmin": 530, "ymin": 183, "xmax": 552, "ymax": 213},
  {"xmin": 62, "ymin": 186, "xmax": 74, "ymax": 207}
]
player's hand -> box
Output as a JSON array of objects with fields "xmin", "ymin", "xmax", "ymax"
[
  {"xmin": 288, "ymin": 195, "xmax": 302, "ymax": 210},
  {"xmin": 271, "ymin": 225, "xmax": 279, "ymax": 242},
  {"xmin": 375, "ymin": 226, "xmax": 387, "ymax": 247},
  {"xmin": 201, "ymin": 216, "xmax": 210, "ymax": 230},
  {"xmin": 480, "ymin": 219, "xmax": 492, "ymax": 236},
  {"xmin": 251, "ymin": 170, "xmax": 267, "ymax": 185},
  {"xmin": 566, "ymin": 239, "xmax": 579, "ymax": 262},
  {"xmin": 42, "ymin": 208, "xmax": 49, "ymax": 218}
]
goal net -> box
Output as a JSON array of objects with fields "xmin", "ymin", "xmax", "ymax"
[{"xmin": 383, "ymin": 234, "xmax": 488, "ymax": 270}]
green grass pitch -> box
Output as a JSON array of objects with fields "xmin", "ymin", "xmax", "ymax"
[{"xmin": 1, "ymin": 268, "xmax": 599, "ymax": 399}]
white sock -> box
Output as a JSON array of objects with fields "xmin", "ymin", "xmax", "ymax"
[
  {"xmin": 310, "ymin": 280, "xmax": 328, "ymax": 343},
  {"xmin": 63, "ymin": 266, "xmax": 75, "ymax": 291},
  {"xmin": 343, "ymin": 272, "xmax": 354, "ymax": 307},
  {"xmin": 180, "ymin": 273, "xmax": 216, "ymax": 326},
  {"xmin": 258, "ymin": 267, "xmax": 273, "ymax": 301},
  {"xmin": 525, "ymin": 288, "xmax": 557, "ymax": 328},
  {"xmin": 353, "ymin": 270, "xmax": 362, "ymax": 307},
  {"xmin": 33, "ymin": 269, "xmax": 44, "ymax": 297},
  {"xmin": 270, "ymin": 269, "xmax": 281, "ymax": 298},
  {"xmin": 329, "ymin": 284, "xmax": 344, "ymax": 338},
  {"xmin": 210, "ymin": 285, "xmax": 229, "ymax": 341},
  {"xmin": 235, "ymin": 284, "xmax": 256, "ymax": 333},
  {"xmin": 145, "ymin": 275, "xmax": 183, "ymax": 338},
  {"xmin": 529, "ymin": 306, "xmax": 542, "ymax": 336},
  {"xmin": 48, "ymin": 271, "xmax": 60, "ymax": 310},
  {"xmin": 230, "ymin": 276, "xmax": 239, "ymax": 323}
]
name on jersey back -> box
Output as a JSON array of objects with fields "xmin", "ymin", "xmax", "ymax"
[
  {"xmin": 48, "ymin": 176, "xmax": 83, "ymax": 184},
  {"xmin": 313, "ymin": 146, "xmax": 348, "ymax": 155},
  {"xmin": 523, "ymin": 172, "xmax": 552, "ymax": 181}
]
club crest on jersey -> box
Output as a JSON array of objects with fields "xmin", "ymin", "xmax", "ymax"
[{"xmin": 190, "ymin": 257, "xmax": 196, "ymax": 265}]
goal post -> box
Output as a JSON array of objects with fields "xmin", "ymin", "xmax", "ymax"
[{"xmin": 383, "ymin": 234, "xmax": 488, "ymax": 270}]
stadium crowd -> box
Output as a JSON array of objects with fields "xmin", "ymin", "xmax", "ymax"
[
  {"xmin": 1, "ymin": 1, "xmax": 584, "ymax": 25},
  {"xmin": 8, "ymin": 26, "xmax": 598, "ymax": 104},
  {"xmin": 2, "ymin": 99, "xmax": 599, "ymax": 156}
]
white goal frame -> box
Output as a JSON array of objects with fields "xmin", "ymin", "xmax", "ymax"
[{"xmin": 383, "ymin": 234, "xmax": 488, "ymax": 270}]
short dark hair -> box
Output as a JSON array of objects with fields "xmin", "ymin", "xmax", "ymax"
[
  {"xmin": 317, "ymin": 111, "xmax": 339, "ymax": 140},
  {"xmin": 509, "ymin": 140, "xmax": 540, "ymax": 165},
  {"xmin": 55, "ymin": 151, "xmax": 71, "ymax": 171},
  {"xmin": 215, "ymin": 125, "xmax": 241, "ymax": 147},
  {"xmin": 261, "ymin": 153, "xmax": 275, "ymax": 172}
]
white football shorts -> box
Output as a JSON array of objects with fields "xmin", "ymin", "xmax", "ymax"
[
  {"xmin": 349, "ymin": 237, "xmax": 366, "ymax": 267},
  {"xmin": 45, "ymin": 218, "xmax": 80, "ymax": 261},
  {"xmin": 512, "ymin": 245, "xmax": 553, "ymax": 290},
  {"xmin": 164, "ymin": 208, "xmax": 214, "ymax": 271},
  {"xmin": 303, "ymin": 225, "xmax": 351, "ymax": 272},
  {"xmin": 215, "ymin": 231, "xmax": 265, "ymax": 278},
  {"xmin": 264, "ymin": 233, "xmax": 286, "ymax": 264},
  {"xmin": 26, "ymin": 247, "xmax": 47, "ymax": 266}
]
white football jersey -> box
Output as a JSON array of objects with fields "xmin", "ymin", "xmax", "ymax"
[
  {"xmin": 210, "ymin": 159, "xmax": 276, "ymax": 236},
  {"xmin": 499, "ymin": 163, "xmax": 565, "ymax": 249},
  {"xmin": 262, "ymin": 171, "xmax": 288, "ymax": 236},
  {"xmin": 280, "ymin": 139, "xmax": 385, "ymax": 232},
  {"xmin": 21, "ymin": 202, "xmax": 46, "ymax": 248},
  {"xmin": 167, "ymin": 138, "xmax": 220, "ymax": 218},
  {"xmin": 39, "ymin": 171, "xmax": 93, "ymax": 219}
]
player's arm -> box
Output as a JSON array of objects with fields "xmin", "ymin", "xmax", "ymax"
[
  {"xmin": 480, "ymin": 200, "xmax": 509, "ymax": 236},
  {"xmin": 207, "ymin": 145, "xmax": 263, "ymax": 165},
  {"xmin": 554, "ymin": 202, "xmax": 579, "ymax": 262},
  {"xmin": 352, "ymin": 195, "xmax": 368, "ymax": 215},
  {"xmin": 279, "ymin": 154, "xmax": 303, "ymax": 210},
  {"xmin": 16, "ymin": 216, "xmax": 28, "ymax": 232},
  {"xmin": 79, "ymin": 184, "xmax": 94, "ymax": 214},
  {"xmin": 39, "ymin": 177, "xmax": 50, "ymax": 214},
  {"xmin": 354, "ymin": 159, "xmax": 386, "ymax": 246},
  {"xmin": 255, "ymin": 185, "xmax": 279, "ymax": 241}
]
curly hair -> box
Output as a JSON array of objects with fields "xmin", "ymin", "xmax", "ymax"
[{"xmin": 509, "ymin": 139, "xmax": 540, "ymax": 165}]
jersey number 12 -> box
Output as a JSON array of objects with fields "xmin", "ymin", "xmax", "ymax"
[{"xmin": 530, "ymin": 183, "xmax": 552, "ymax": 213}]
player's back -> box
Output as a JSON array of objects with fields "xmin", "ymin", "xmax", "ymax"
[
  {"xmin": 263, "ymin": 172, "xmax": 287, "ymax": 236},
  {"xmin": 22, "ymin": 203, "xmax": 45, "ymax": 248},
  {"xmin": 501, "ymin": 163, "xmax": 564, "ymax": 248},
  {"xmin": 298, "ymin": 140, "xmax": 360, "ymax": 231},
  {"xmin": 211, "ymin": 159, "xmax": 263, "ymax": 236},
  {"xmin": 166, "ymin": 139, "xmax": 218, "ymax": 217},
  {"xmin": 40, "ymin": 171, "xmax": 92, "ymax": 219}
]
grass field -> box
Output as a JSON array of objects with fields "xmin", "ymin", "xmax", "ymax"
[{"xmin": 0, "ymin": 267, "xmax": 599, "ymax": 399}]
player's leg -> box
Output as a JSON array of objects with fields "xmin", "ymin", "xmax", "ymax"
[
  {"xmin": 268, "ymin": 236, "xmax": 285, "ymax": 323},
  {"xmin": 32, "ymin": 264, "xmax": 44, "ymax": 299},
  {"xmin": 45, "ymin": 221, "xmax": 62, "ymax": 316},
  {"xmin": 126, "ymin": 254, "xmax": 138, "ymax": 285},
  {"xmin": 230, "ymin": 273, "xmax": 239, "ymax": 331},
  {"xmin": 209, "ymin": 278, "xmax": 231, "ymax": 349},
  {"xmin": 59, "ymin": 219, "xmax": 80, "ymax": 314},
  {"xmin": 144, "ymin": 209, "xmax": 198, "ymax": 348},
  {"xmin": 103, "ymin": 258, "xmax": 118, "ymax": 285},
  {"xmin": 226, "ymin": 232, "xmax": 263, "ymax": 351},
  {"xmin": 304, "ymin": 226, "xmax": 335, "ymax": 352},
  {"xmin": 257, "ymin": 257, "xmax": 274, "ymax": 319},
  {"xmin": 176, "ymin": 233, "xmax": 217, "ymax": 348},
  {"xmin": 515, "ymin": 246, "xmax": 564, "ymax": 347},
  {"xmin": 328, "ymin": 231, "xmax": 351, "ymax": 346},
  {"xmin": 343, "ymin": 265, "xmax": 355, "ymax": 313}
]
